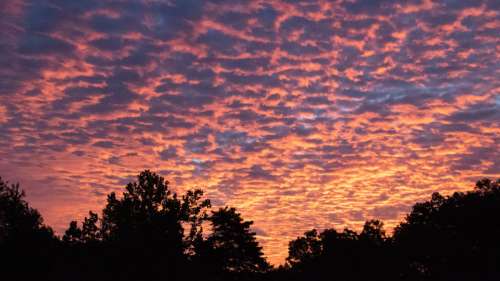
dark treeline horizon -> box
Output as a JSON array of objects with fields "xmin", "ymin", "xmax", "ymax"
[{"xmin": 1, "ymin": 170, "xmax": 500, "ymax": 281}]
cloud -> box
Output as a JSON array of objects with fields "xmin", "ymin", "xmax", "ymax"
[
  {"xmin": 369, "ymin": 204, "xmax": 408, "ymax": 221},
  {"xmin": 92, "ymin": 141, "xmax": 115, "ymax": 148},
  {"xmin": 18, "ymin": 34, "xmax": 75, "ymax": 55},
  {"xmin": 0, "ymin": 0, "xmax": 498, "ymax": 265},
  {"xmin": 447, "ymin": 103, "xmax": 500, "ymax": 123},
  {"xmin": 159, "ymin": 146, "xmax": 178, "ymax": 161},
  {"xmin": 248, "ymin": 165, "xmax": 277, "ymax": 181}
]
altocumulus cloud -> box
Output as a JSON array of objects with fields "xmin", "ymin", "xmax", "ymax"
[{"xmin": 0, "ymin": 0, "xmax": 498, "ymax": 264}]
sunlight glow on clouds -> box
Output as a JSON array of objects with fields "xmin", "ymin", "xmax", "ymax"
[{"xmin": 0, "ymin": 0, "xmax": 499, "ymax": 264}]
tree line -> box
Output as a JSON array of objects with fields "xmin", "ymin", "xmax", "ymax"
[{"xmin": 1, "ymin": 170, "xmax": 499, "ymax": 281}]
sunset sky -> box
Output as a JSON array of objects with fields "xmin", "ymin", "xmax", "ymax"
[{"xmin": 0, "ymin": 0, "xmax": 499, "ymax": 264}]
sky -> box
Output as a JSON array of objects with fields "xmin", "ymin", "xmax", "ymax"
[{"xmin": 0, "ymin": 0, "xmax": 499, "ymax": 264}]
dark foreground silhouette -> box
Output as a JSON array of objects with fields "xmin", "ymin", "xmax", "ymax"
[{"xmin": 1, "ymin": 171, "xmax": 499, "ymax": 281}]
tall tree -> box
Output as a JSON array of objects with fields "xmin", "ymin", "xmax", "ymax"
[
  {"xmin": 61, "ymin": 170, "xmax": 211, "ymax": 281},
  {"xmin": 206, "ymin": 207, "xmax": 270, "ymax": 276},
  {"xmin": 0, "ymin": 177, "xmax": 56, "ymax": 280},
  {"xmin": 100, "ymin": 170, "xmax": 210, "ymax": 248}
]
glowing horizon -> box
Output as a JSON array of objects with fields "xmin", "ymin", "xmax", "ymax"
[{"xmin": 0, "ymin": 0, "xmax": 498, "ymax": 265}]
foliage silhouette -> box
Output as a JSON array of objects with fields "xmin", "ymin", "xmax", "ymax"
[
  {"xmin": 62, "ymin": 170, "xmax": 211, "ymax": 281},
  {"xmin": 1, "ymin": 172, "xmax": 499, "ymax": 281},
  {"xmin": 63, "ymin": 211, "xmax": 100, "ymax": 244},
  {"xmin": 284, "ymin": 220, "xmax": 395, "ymax": 281},
  {"xmin": 0, "ymin": 177, "xmax": 57, "ymax": 280},
  {"xmin": 196, "ymin": 207, "xmax": 270, "ymax": 280},
  {"xmin": 279, "ymin": 178, "xmax": 500, "ymax": 281},
  {"xmin": 392, "ymin": 178, "xmax": 500, "ymax": 280}
]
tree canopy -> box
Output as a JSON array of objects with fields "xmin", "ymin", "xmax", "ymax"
[
  {"xmin": 0, "ymin": 177, "xmax": 56, "ymax": 280},
  {"xmin": 208, "ymin": 207, "xmax": 270, "ymax": 273},
  {"xmin": 1, "ymin": 172, "xmax": 499, "ymax": 281}
]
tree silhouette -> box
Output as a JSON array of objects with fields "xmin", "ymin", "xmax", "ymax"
[
  {"xmin": 201, "ymin": 207, "xmax": 270, "ymax": 280},
  {"xmin": 63, "ymin": 211, "xmax": 101, "ymax": 244},
  {"xmin": 2, "ymin": 172, "xmax": 499, "ymax": 281},
  {"xmin": 62, "ymin": 170, "xmax": 211, "ymax": 281},
  {"xmin": 393, "ymin": 178, "xmax": 500, "ymax": 280},
  {"xmin": 0, "ymin": 177, "xmax": 57, "ymax": 280},
  {"xmin": 286, "ymin": 229, "xmax": 321, "ymax": 267},
  {"xmin": 0, "ymin": 177, "xmax": 54, "ymax": 242},
  {"xmin": 360, "ymin": 219, "xmax": 386, "ymax": 243},
  {"xmin": 285, "ymin": 220, "xmax": 396, "ymax": 281}
]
